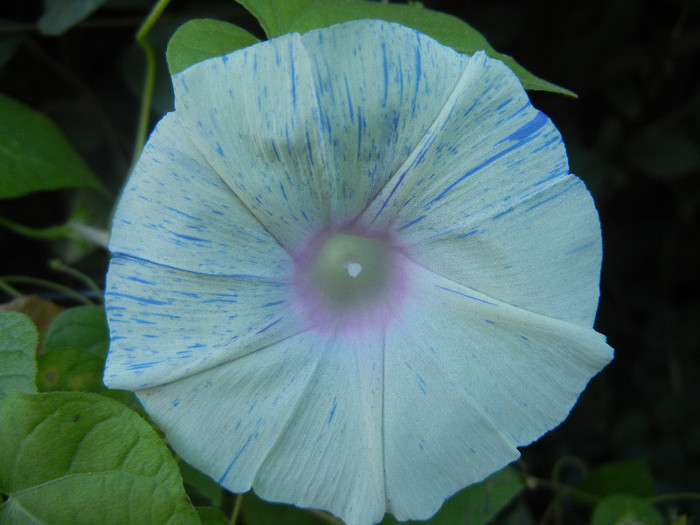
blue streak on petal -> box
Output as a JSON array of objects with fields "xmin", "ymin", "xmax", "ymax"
[
  {"xmin": 429, "ymin": 111, "xmax": 551, "ymax": 205},
  {"xmin": 263, "ymin": 300, "xmax": 285, "ymax": 307},
  {"xmin": 128, "ymin": 361, "xmax": 161, "ymax": 370},
  {"xmin": 256, "ymin": 317, "xmax": 283, "ymax": 334},
  {"xmin": 397, "ymin": 214, "xmax": 426, "ymax": 231},
  {"xmin": 411, "ymin": 38, "xmax": 422, "ymax": 117},
  {"xmin": 219, "ymin": 433, "xmax": 255, "ymax": 483},
  {"xmin": 429, "ymin": 141, "xmax": 523, "ymax": 205},
  {"xmin": 434, "ymin": 285, "xmax": 497, "ymax": 306},
  {"xmin": 173, "ymin": 233, "xmax": 212, "ymax": 243},
  {"xmin": 381, "ymin": 42, "xmax": 389, "ymax": 107},
  {"xmin": 164, "ymin": 206, "xmax": 204, "ymax": 222},
  {"xmin": 109, "ymin": 292, "xmax": 170, "ymax": 306},
  {"xmin": 126, "ymin": 276, "xmax": 154, "ymax": 285},
  {"xmin": 344, "ymin": 75, "xmax": 354, "ymax": 123},
  {"xmin": 501, "ymin": 111, "xmax": 549, "ymax": 143},
  {"xmin": 328, "ymin": 396, "xmax": 337, "ymax": 424},
  {"xmin": 289, "ymin": 41, "xmax": 297, "ymax": 109}
]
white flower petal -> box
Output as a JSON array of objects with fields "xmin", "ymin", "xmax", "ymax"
[
  {"xmin": 171, "ymin": 21, "xmax": 473, "ymax": 247},
  {"xmin": 136, "ymin": 332, "xmax": 324, "ymax": 491},
  {"xmin": 172, "ymin": 32, "xmax": 332, "ymax": 249},
  {"xmin": 361, "ymin": 51, "xmax": 599, "ymax": 325},
  {"xmin": 383, "ymin": 257, "xmax": 612, "ymax": 519},
  {"xmin": 109, "ymin": 112, "xmax": 288, "ymax": 277},
  {"xmin": 137, "ymin": 331, "xmax": 385, "ymax": 525},
  {"xmin": 104, "ymin": 256, "xmax": 302, "ymax": 390},
  {"xmin": 297, "ymin": 21, "xmax": 468, "ymax": 225}
]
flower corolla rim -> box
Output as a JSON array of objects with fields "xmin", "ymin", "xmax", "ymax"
[{"xmin": 104, "ymin": 19, "xmax": 613, "ymax": 525}]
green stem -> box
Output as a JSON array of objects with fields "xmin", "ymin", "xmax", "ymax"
[
  {"xmin": 650, "ymin": 492, "xmax": 700, "ymax": 504},
  {"xmin": 308, "ymin": 509, "xmax": 345, "ymax": 524},
  {"xmin": 526, "ymin": 475, "xmax": 600, "ymax": 506},
  {"xmin": 132, "ymin": 0, "xmax": 173, "ymax": 167},
  {"xmin": 69, "ymin": 222, "xmax": 110, "ymax": 249},
  {"xmin": 230, "ymin": 493, "xmax": 243, "ymax": 525},
  {"xmin": 0, "ymin": 279, "xmax": 23, "ymax": 298},
  {"xmin": 49, "ymin": 259, "xmax": 103, "ymax": 303},
  {"xmin": 0, "ymin": 276, "xmax": 94, "ymax": 305},
  {"xmin": 0, "ymin": 216, "xmax": 71, "ymax": 240}
]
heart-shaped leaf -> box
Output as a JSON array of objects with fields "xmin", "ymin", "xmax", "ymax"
[{"xmin": 0, "ymin": 391, "xmax": 200, "ymax": 524}]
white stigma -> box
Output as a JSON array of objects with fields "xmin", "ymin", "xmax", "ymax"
[{"xmin": 343, "ymin": 261, "xmax": 362, "ymax": 278}]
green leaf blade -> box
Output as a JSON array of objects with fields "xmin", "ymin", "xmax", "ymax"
[
  {"xmin": 0, "ymin": 311, "xmax": 38, "ymax": 398},
  {"xmin": 43, "ymin": 305, "xmax": 109, "ymax": 358},
  {"xmin": 578, "ymin": 459, "xmax": 656, "ymax": 498},
  {"xmin": 37, "ymin": 0, "xmax": 108, "ymax": 36},
  {"xmin": 167, "ymin": 19, "xmax": 260, "ymax": 76},
  {"xmin": 0, "ymin": 94, "xmax": 104, "ymax": 199},
  {"xmin": 234, "ymin": 0, "xmax": 574, "ymax": 95},
  {"xmin": 0, "ymin": 391, "xmax": 200, "ymax": 525},
  {"xmin": 379, "ymin": 466, "xmax": 524, "ymax": 525}
]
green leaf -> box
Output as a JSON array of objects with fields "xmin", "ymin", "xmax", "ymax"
[
  {"xmin": 0, "ymin": 391, "xmax": 200, "ymax": 524},
  {"xmin": 625, "ymin": 127, "xmax": 700, "ymax": 180},
  {"xmin": 167, "ymin": 19, "xmax": 260, "ymax": 76},
  {"xmin": 380, "ymin": 466, "xmax": 524, "ymax": 525},
  {"xmin": 0, "ymin": 93, "xmax": 104, "ymax": 199},
  {"xmin": 43, "ymin": 305, "xmax": 109, "ymax": 358},
  {"xmin": 242, "ymin": 491, "xmax": 327, "ymax": 525},
  {"xmin": 0, "ymin": 312, "xmax": 38, "ymax": 398},
  {"xmin": 0, "ymin": 18, "xmax": 25, "ymax": 69},
  {"xmin": 37, "ymin": 0, "xmax": 108, "ymax": 36},
  {"xmin": 196, "ymin": 506, "xmax": 229, "ymax": 525},
  {"xmin": 591, "ymin": 494, "xmax": 663, "ymax": 525},
  {"xmin": 38, "ymin": 305, "xmax": 140, "ymax": 408},
  {"xmin": 578, "ymin": 460, "xmax": 656, "ymax": 498},
  {"xmin": 181, "ymin": 460, "xmax": 224, "ymax": 509},
  {"xmin": 37, "ymin": 347, "xmax": 105, "ymax": 392},
  {"xmin": 234, "ymin": 0, "xmax": 574, "ymax": 95}
]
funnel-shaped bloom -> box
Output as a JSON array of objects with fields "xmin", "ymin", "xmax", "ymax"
[{"xmin": 104, "ymin": 20, "xmax": 613, "ymax": 525}]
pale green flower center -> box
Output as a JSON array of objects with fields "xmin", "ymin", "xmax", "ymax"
[{"xmin": 310, "ymin": 233, "xmax": 390, "ymax": 308}]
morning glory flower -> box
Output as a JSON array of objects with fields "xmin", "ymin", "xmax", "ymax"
[{"xmin": 104, "ymin": 19, "xmax": 613, "ymax": 525}]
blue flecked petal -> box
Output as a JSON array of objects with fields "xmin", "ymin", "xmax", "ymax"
[
  {"xmin": 297, "ymin": 20, "xmax": 467, "ymax": 225},
  {"xmin": 104, "ymin": 255, "xmax": 302, "ymax": 390},
  {"xmin": 137, "ymin": 331, "xmax": 385, "ymax": 525},
  {"xmin": 383, "ymin": 257, "xmax": 613, "ymax": 519},
  {"xmin": 171, "ymin": 21, "xmax": 473, "ymax": 247},
  {"xmin": 110, "ymin": 112, "xmax": 289, "ymax": 277},
  {"xmin": 361, "ymin": 51, "xmax": 600, "ymax": 326},
  {"xmin": 172, "ymin": 32, "xmax": 331, "ymax": 250}
]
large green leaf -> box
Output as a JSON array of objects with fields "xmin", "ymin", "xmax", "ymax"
[
  {"xmin": 234, "ymin": 0, "xmax": 574, "ymax": 95},
  {"xmin": 0, "ymin": 391, "xmax": 200, "ymax": 524},
  {"xmin": 0, "ymin": 93, "xmax": 104, "ymax": 199},
  {"xmin": 37, "ymin": 0, "xmax": 108, "ymax": 36},
  {"xmin": 0, "ymin": 312, "xmax": 38, "ymax": 398},
  {"xmin": 167, "ymin": 19, "xmax": 260, "ymax": 75}
]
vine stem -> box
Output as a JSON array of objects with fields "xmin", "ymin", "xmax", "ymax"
[
  {"xmin": 651, "ymin": 492, "xmax": 700, "ymax": 504},
  {"xmin": 132, "ymin": 0, "xmax": 173, "ymax": 167},
  {"xmin": 49, "ymin": 259, "xmax": 104, "ymax": 303},
  {"xmin": 0, "ymin": 276, "xmax": 94, "ymax": 305},
  {"xmin": 230, "ymin": 493, "xmax": 243, "ymax": 525},
  {"xmin": 526, "ymin": 475, "xmax": 601, "ymax": 506}
]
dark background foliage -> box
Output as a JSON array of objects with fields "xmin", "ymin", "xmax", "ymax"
[{"xmin": 1, "ymin": 0, "xmax": 698, "ymax": 522}]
